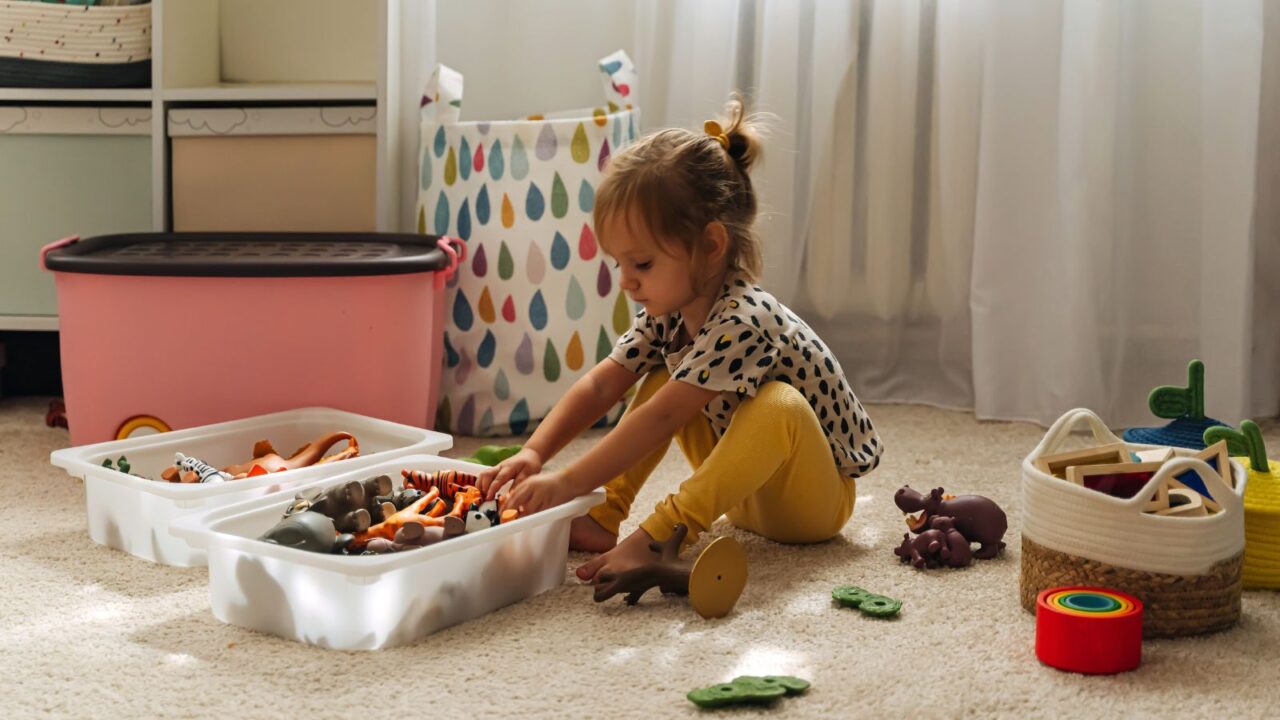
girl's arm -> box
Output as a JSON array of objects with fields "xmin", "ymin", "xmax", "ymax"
[
  {"xmin": 562, "ymin": 377, "xmax": 718, "ymax": 495},
  {"xmin": 480, "ymin": 358, "xmax": 639, "ymax": 496},
  {"xmin": 524, "ymin": 358, "xmax": 639, "ymax": 461}
]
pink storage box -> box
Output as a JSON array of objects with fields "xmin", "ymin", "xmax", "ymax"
[{"xmin": 42, "ymin": 232, "xmax": 463, "ymax": 446}]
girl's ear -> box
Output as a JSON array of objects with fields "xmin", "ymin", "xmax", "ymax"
[{"xmin": 702, "ymin": 221, "xmax": 729, "ymax": 264}]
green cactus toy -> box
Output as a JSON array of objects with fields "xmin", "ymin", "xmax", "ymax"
[
  {"xmin": 1124, "ymin": 359, "xmax": 1228, "ymax": 449},
  {"xmin": 1205, "ymin": 420, "xmax": 1270, "ymax": 473}
]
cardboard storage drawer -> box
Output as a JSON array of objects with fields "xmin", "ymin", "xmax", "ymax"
[{"xmin": 168, "ymin": 106, "xmax": 376, "ymax": 232}]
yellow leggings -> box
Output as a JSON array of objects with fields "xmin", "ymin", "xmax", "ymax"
[{"xmin": 588, "ymin": 369, "xmax": 857, "ymax": 545}]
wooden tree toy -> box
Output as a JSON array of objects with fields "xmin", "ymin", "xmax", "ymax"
[{"xmin": 592, "ymin": 524, "xmax": 748, "ymax": 619}]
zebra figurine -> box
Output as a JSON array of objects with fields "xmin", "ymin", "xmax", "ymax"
[{"xmin": 175, "ymin": 452, "xmax": 232, "ymax": 484}]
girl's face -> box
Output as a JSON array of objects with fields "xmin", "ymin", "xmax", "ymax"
[{"xmin": 601, "ymin": 210, "xmax": 700, "ymax": 318}]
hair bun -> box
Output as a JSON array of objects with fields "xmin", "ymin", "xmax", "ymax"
[{"xmin": 720, "ymin": 96, "xmax": 762, "ymax": 173}]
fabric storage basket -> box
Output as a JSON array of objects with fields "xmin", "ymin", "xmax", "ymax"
[
  {"xmin": 42, "ymin": 232, "xmax": 463, "ymax": 446},
  {"xmin": 172, "ymin": 454, "xmax": 605, "ymax": 650},
  {"xmin": 49, "ymin": 407, "xmax": 452, "ymax": 567},
  {"xmin": 1020, "ymin": 408, "xmax": 1247, "ymax": 638},
  {"xmin": 168, "ymin": 106, "xmax": 377, "ymax": 232},
  {"xmin": 0, "ymin": 0, "xmax": 151, "ymax": 88},
  {"xmin": 418, "ymin": 50, "xmax": 640, "ymax": 436}
]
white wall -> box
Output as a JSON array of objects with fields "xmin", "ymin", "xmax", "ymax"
[{"xmin": 434, "ymin": 0, "xmax": 637, "ymax": 121}]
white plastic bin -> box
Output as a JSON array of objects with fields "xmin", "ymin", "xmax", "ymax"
[
  {"xmin": 172, "ymin": 454, "xmax": 604, "ymax": 650},
  {"xmin": 49, "ymin": 407, "xmax": 452, "ymax": 567}
]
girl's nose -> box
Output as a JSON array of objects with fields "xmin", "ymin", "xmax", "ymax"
[{"xmin": 619, "ymin": 271, "xmax": 639, "ymax": 291}]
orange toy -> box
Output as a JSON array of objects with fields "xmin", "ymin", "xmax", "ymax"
[
  {"xmin": 349, "ymin": 488, "xmax": 445, "ymax": 551},
  {"xmin": 223, "ymin": 431, "xmax": 359, "ymax": 478}
]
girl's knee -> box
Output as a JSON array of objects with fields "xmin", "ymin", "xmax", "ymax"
[{"xmin": 740, "ymin": 381, "xmax": 811, "ymax": 420}]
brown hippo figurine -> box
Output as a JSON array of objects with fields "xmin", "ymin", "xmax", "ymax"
[
  {"xmin": 894, "ymin": 485, "xmax": 1007, "ymax": 560},
  {"xmin": 894, "ymin": 528, "xmax": 949, "ymax": 569}
]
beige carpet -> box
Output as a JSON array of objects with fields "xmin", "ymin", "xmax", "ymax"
[{"xmin": 2, "ymin": 396, "xmax": 1278, "ymax": 719}]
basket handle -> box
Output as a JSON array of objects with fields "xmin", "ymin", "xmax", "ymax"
[
  {"xmin": 40, "ymin": 235, "xmax": 79, "ymax": 271},
  {"xmin": 1033, "ymin": 408, "xmax": 1124, "ymax": 458},
  {"xmin": 1136, "ymin": 456, "xmax": 1242, "ymax": 516},
  {"xmin": 434, "ymin": 236, "xmax": 466, "ymax": 291}
]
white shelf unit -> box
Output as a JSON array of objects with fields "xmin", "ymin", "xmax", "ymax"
[{"xmin": 0, "ymin": 0, "xmax": 403, "ymax": 331}]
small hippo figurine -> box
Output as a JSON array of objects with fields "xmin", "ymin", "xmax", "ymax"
[
  {"xmin": 928, "ymin": 516, "xmax": 973, "ymax": 568},
  {"xmin": 894, "ymin": 485, "xmax": 1007, "ymax": 559},
  {"xmin": 894, "ymin": 529, "xmax": 949, "ymax": 569}
]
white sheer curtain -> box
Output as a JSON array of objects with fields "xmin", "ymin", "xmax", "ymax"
[
  {"xmin": 417, "ymin": 0, "xmax": 1279, "ymax": 428},
  {"xmin": 635, "ymin": 0, "xmax": 1280, "ymax": 428}
]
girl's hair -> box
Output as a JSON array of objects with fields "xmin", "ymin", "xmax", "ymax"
[{"xmin": 594, "ymin": 95, "xmax": 764, "ymax": 283}]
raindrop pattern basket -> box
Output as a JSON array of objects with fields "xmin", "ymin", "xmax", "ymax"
[{"xmin": 417, "ymin": 50, "xmax": 640, "ymax": 436}]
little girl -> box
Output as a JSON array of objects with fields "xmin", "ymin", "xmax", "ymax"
[{"xmin": 478, "ymin": 98, "xmax": 882, "ymax": 584}]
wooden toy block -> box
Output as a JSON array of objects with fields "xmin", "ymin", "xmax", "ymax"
[
  {"xmin": 1164, "ymin": 440, "xmax": 1232, "ymax": 513},
  {"xmin": 1067, "ymin": 461, "xmax": 1168, "ymax": 511},
  {"xmin": 1133, "ymin": 447, "xmax": 1176, "ymax": 464},
  {"xmin": 1035, "ymin": 443, "xmax": 1129, "ymax": 479},
  {"xmin": 1155, "ymin": 488, "xmax": 1208, "ymax": 517}
]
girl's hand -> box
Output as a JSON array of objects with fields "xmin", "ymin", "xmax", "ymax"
[
  {"xmin": 478, "ymin": 447, "xmax": 544, "ymax": 500},
  {"xmin": 499, "ymin": 470, "xmax": 577, "ymax": 516}
]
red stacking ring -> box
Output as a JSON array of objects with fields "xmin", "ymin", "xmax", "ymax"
[{"xmin": 1035, "ymin": 586, "xmax": 1143, "ymax": 674}]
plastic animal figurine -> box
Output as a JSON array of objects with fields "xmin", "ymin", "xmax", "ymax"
[
  {"xmin": 593, "ymin": 524, "xmax": 748, "ymax": 619},
  {"xmin": 376, "ymin": 487, "xmax": 426, "ymax": 512},
  {"xmin": 402, "ymin": 468, "xmax": 480, "ymax": 497},
  {"xmin": 893, "ymin": 516, "xmax": 973, "ymax": 569},
  {"xmin": 101, "ymin": 455, "xmax": 131, "ymax": 474},
  {"xmin": 259, "ymin": 511, "xmax": 353, "ymax": 554},
  {"xmin": 928, "ymin": 516, "xmax": 973, "ymax": 567},
  {"xmin": 222, "ymin": 431, "xmax": 360, "ymax": 478},
  {"xmin": 894, "ymin": 528, "xmax": 947, "ymax": 569},
  {"xmin": 174, "ymin": 453, "xmax": 232, "ymax": 484},
  {"xmin": 287, "ymin": 479, "xmax": 371, "ymax": 534},
  {"xmin": 349, "ymin": 487, "xmax": 450, "ymax": 551},
  {"xmin": 894, "ymin": 485, "xmax": 1007, "ymax": 559},
  {"xmin": 45, "ymin": 400, "xmax": 68, "ymax": 429},
  {"xmin": 363, "ymin": 516, "xmax": 465, "ymax": 554}
]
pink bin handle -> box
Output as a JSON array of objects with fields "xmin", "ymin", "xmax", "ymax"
[
  {"xmin": 41, "ymin": 235, "xmax": 79, "ymax": 271},
  {"xmin": 434, "ymin": 236, "xmax": 467, "ymax": 291}
]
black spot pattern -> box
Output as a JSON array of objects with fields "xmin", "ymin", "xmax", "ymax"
[{"xmin": 607, "ymin": 273, "xmax": 882, "ymax": 478}]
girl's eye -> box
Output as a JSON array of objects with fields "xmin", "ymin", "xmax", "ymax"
[{"xmin": 635, "ymin": 261, "xmax": 652, "ymax": 271}]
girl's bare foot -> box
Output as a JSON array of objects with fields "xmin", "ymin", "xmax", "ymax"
[
  {"xmin": 569, "ymin": 515, "xmax": 617, "ymax": 553},
  {"xmin": 575, "ymin": 527, "xmax": 656, "ymax": 582}
]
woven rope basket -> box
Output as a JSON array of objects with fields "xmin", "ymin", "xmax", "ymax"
[
  {"xmin": 1021, "ymin": 537, "xmax": 1242, "ymax": 638},
  {"xmin": 1022, "ymin": 409, "xmax": 1247, "ymax": 637}
]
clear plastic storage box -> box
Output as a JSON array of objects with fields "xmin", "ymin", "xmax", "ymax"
[
  {"xmin": 173, "ymin": 454, "xmax": 604, "ymax": 650},
  {"xmin": 50, "ymin": 407, "xmax": 452, "ymax": 567}
]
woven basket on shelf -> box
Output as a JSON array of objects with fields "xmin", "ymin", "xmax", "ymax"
[{"xmin": 1021, "ymin": 408, "xmax": 1247, "ymax": 638}]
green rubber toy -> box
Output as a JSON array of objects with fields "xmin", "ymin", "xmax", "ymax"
[
  {"xmin": 460, "ymin": 445, "xmax": 523, "ymax": 467},
  {"xmin": 686, "ymin": 676, "xmax": 809, "ymax": 709},
  {"xmin": 832, "ymin": 585, "xmax": 902, "ymax": 618}
]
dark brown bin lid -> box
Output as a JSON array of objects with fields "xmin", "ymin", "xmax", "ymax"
[{"xmin": 43, "ymin": 232, "xmax": 453, "ymax": 278}]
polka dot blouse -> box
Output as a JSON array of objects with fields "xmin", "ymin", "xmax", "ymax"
[{"xmin": 609, "ymin": 274, "xmax": 883, "ymax": 479}]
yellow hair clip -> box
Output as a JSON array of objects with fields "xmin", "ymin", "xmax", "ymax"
[{"xmin": 704, "ymin": 120, "xmax": 730, "ymax": 150}]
